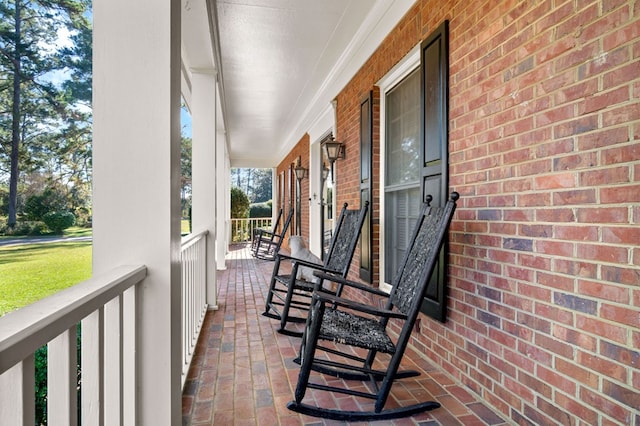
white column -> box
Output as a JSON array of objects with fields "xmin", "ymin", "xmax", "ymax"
[
  {"xmin": 308, "ymin": 143, "xmax": 322, "ymax": 256},
  {"xmin": 216, "ymin": 123, "xmax": 228, "ymax": 271},
  {"xmin": 92, "ymin": 0, "xmax": 182, "ymax": 425},
  {"xmin": 191, "ymin": 70, "xmax": 218, "ymax": 307}
]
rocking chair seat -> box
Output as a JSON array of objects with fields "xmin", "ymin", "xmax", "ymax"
[
  {"xmin": 320, "ymin": 310, "xmax": 395, "ymax": 354},
  {"xmin": 274, "ymin": 275, "xmax": 316, "ymax": 292}
]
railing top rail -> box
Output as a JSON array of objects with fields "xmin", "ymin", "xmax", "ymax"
[
  {"xmin": 181, "ymin": 230, "xmax": 209, "ymax": 251},
  {"xmin": 0, "ymin": 265, "xmax": 146, "ymax": 375}
]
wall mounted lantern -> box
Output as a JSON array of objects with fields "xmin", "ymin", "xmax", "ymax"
[
  {"xmin": 293, "ymin": 157, "xmax": 308, "ymax": 235},
  {"xmin": 294, "ymin": 160, "xmax": 308, "ymax": 182},
  {"xmin": 321, "ymin": 136, "xmax": 344, "ymax": 182}
]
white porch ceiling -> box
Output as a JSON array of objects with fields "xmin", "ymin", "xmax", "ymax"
[{"xmin": 181, "ymin": 0, "xmax": 412, "ymax": 167}]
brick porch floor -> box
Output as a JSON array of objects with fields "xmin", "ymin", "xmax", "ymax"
[{"xmin": 181, "ymin": 244, "xmax": 509, "ymax": 425}]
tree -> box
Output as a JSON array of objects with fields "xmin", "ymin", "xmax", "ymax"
[
  {"xmin": 230, "ymin": 186, "xmax": 249, "ymax": 218},
  {"xmin": 0, "ymin": 0, "xmax": 91, "ymax": 227},
  {"xmin": 230, "ymin": 168, "xmax": 272, "ymax": 203},
  {"xmin": 181, "ymin": 135, "xmax": 192, "ymax": 216}
]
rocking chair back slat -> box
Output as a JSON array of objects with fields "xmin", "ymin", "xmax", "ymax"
[
  {"xmin": 324, "ymin": 207, "xmax": 365, "ymax": 274},
  {"xmin": 389, "ymin": 201, "xmax": 452, "ymax": 315}
]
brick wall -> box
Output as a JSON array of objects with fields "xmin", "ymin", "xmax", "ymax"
[
  {"xmin": 327, "ymin": 0, "xmax": 639, "ymax": 424},
  {"xmin": 277, "ymin": 134, "xmax": 311, "ymax": 248}
]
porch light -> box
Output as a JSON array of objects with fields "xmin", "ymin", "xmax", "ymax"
[
  {"xmin": 294, "ymin": 160, "xmax": 308, "ymax": 181},
  {"xmin": 322, "ymin": 137, "xmax": 345, "ymax": 163},
  {"xmin": 322, "ymin": 137, "xmax": 344, "ymax": 183}
]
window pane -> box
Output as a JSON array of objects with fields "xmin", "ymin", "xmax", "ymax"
[
  {"xmin": 384, "ymin": 69, "xmax": 421, "ymax": 284},
  {"xmin": 385, "ymin": 69, "xmax": 420, "ymax": 186},
  {"xmin": 384, "ymin": 186, "xmax": 421, "ymax": 283}
]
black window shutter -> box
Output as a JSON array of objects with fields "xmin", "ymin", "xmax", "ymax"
[
  {"xmin": 420, "ymin": 20, "xmax": 449, "ymax": 322},
  {"xmin": 359, "ymin": 91, "xmax": 373, "ymax": 282}
]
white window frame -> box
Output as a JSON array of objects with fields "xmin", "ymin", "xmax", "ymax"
[{"xmin": 377, "ymin": 44, "xmax": 420, "ymax": 292}]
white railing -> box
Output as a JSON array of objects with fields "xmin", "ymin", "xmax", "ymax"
[
  {"xmin": 230, "ymin": 217, "xmax": 272, "ymax": 243},
  {"xmin": 180, "ymin": 231, "xmax": 209, "ymax": 388},
  {"xmin": 0, "ymin": 265, "xmax": 146, "ymax": 425}
]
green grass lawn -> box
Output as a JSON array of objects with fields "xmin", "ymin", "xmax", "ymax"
[
  {"xmin": 0, "ymin": 241, "xmax": 92, "ymax": 316},
  {"xmin": 0, "ymin": 226, "xmax": 93, "ymax": 242}
]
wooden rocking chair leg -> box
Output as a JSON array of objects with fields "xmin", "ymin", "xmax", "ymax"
[
  {"xmin": 278, "ymin": 267, "xmax": 296, "ymax": 331},
  {"xmin": 294, "ymin": 299, "xmax": 324, "ymax": 403},
  {"xmin": 262, "ymin": 257, "xmax": 283, "ymax": 319}
]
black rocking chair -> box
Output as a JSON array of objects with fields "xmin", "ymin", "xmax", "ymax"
[
  {"xmin": 263, "ymin": 202, "xmax": 369, "ymax": 336},
  {"xmin": 251, "ymin": 207, "xmax": 282, "ymax": 253},
  {"xmin": 252, "ymin": 208, "xmax": 294, "ymax": 260},
  {"xmin": 287, "ymin": 192, "xmax": 459, "ymax": 421}
]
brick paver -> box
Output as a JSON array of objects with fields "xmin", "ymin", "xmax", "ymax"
[{"xmin": 182, "ymin": 244, "xmax": 507, "ymax": 425}]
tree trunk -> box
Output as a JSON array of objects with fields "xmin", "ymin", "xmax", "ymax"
[{"xmin": 8, "ymin": 0, "xmax": 22, "ymax": 228}]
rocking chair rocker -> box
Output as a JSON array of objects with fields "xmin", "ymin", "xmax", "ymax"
[
  {"xmin": 263, "ymin": 202, "xmax": 368, "ymax": 336},
  {"xmin": 287, "ymin": 192, "xmax": 459, "ymax": 421},
  {"xmin": 252, "ymin": 208, "xmax": 294, "ymax": 260}
]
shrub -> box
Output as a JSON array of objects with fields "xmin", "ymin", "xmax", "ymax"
[
  {"xmin": 24, "ymin": 185, "xmax": 69, "ymax": 221},
  {"xmin": 249, "ymin": 202, "xmax": 272, "ymax": 218},
  {"xmin": 230, "ymin": 187, "xmax": 249, "ymax": 218},
  {"xmin": 43, "ymin": 211, "xmax": 76, "ymax": 234},
  {"xmin": 0, "ymin": 221, "xmax": 46, "ymax": 236}
]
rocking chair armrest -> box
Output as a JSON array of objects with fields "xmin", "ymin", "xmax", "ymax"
[
  {"xmin": 313, "ymin": 292, "xmax": 406, "ymax": 320},
  {"xmin": 256, "ymin": 229, "xmax": 277, "ymax": 238},
  {"xmin": 313, "ymin": 272, "xmax": 390, "ymax": 298},
  {"xmin": 276, "ymin": 253, "xmax": 324, "ymax": 270}
]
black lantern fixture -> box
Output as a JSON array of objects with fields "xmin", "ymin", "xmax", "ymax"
[
  {"xmin": 294, "ymin": 159, "xmax": 308, "ymax": 182},
  {"xmin": 293, "ymin": 157, "xmax": 308, "ymax": 235},
  {"xmin": 321, "ymin": 136, "xmax": 344, "ymax": 182}
]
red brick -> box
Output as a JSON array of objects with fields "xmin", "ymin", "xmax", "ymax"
[
  {"xmin": 576, "ymin": 207, "xmax": 629, "ymax": 223},
  {"xmin": 581, "ymin": 387, "xmax": 631, "ymax": 424},
  {"xmin": 537, "ymin": 240, "xmax": 574, "ymax": 257},
  {"xmin": 600, "ymin": 303, "xmax": 640, "ymax": 328},
  {"xmin": 536, "ymin": 208, "xmax": 575, "ymax": 222},
  {"xmin": 576, "ymin": 315, "xmax": 628, "ymax": 344},
  {"xmin": 553, "ymin": 258, "xmax": 598, "ymax": 278},
  {"xmin": 553, "ymin": 188, "xmax": 597, "ymax": 205},
  {"xmin": 601, "ymin": 184, "xmax": 640, "ymax": 203},
  {"xmin": 535, "ymin": 302, "xmax": 574, "ymax": 327},
  {"xmin": 537, "ymin": 272, "xmax": 574, "ymax": 291},
  {"xmin": 554, "ymin": 224, "xmax": 598, "ymax": 241},
  {"xmin": 577, "ymin": 279, "xmax": 630, "ymax": 304},
  {"xmin": 603, "ymin": 19, "xmax": 640, "ymax": 50},
  {"xmin": 576, "ymin": 242, "xmax": 629, "ymax": 263},
  {"xmin": 554, "ymin": 392, "xmax": 599, "ymax": 425},
  {"xmin": 580, "ymin": 166, "xmax": 630, "ymax": 186},
  {"xmin": 554, "ymin": 115, "xmax": 599, "ymax": 138},
  {"xmin": 603, "ymin": 103, "xmax": 640, "ymax": 126},
  {"xmin": 582, "ymin": 86, "xmax": 630, "ymax": 115},
  {"xmin": 602, "ymin": 225, "xmax": 640, "ymax": 244},
  {"xmin": 577, "ymin": 350, "xmax": 628, "ymax": 383},
  {"xmin": 554, "ymin": 151, "xmax": 598, "ymax": 172},
  {"xmin": 534, "ymin": 172, "xmax": 576, "ymax": 190},
  {"xmin": 553, "ymin": 324, "xmax": 596, "ymax": 351}
]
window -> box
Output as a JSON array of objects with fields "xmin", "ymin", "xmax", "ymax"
[
  {"xmin": 384, "ymin": 69, "xmax": 421, "ymax": 284},
  {"xmin": 380, "ymin": 21, "xmax": 449, "ymax": 321}
]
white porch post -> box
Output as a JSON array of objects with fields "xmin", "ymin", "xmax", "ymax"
[
  {"xmin": 93, "ymin": 0, "xmax": 182, "ymax": 425},
  {"xmin": 216, "ymin": 123, "xmax": 229, "ymax": 270},
  {"xmin": 191, "ymin": 70, "xmax": 219, "ymax": 307}
]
